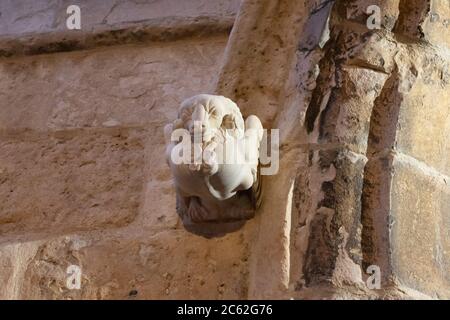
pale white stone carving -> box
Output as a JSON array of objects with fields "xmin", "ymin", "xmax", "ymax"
[{"xmin": 164, "ymin": 94, "xmax": 263, "ymax": 223}]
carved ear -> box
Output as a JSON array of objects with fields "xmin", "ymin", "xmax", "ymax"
[
  {"xmin": 231, "ymin": 110, "xmax": 245, "ymax": 132},
  {"xmin": 221, "ymin": 113, "xmax": 245, "ymax": 139},
  {"xmin": 221, "ymin": 114, "xmax": 236, "ymax": 130},
  {"xmin": 206, "ymin": 105, "xmax": 223, "ymax": 128},
  {"xmin": 179, "ymin": 106, "xmax": 193, "ymax": 125}
]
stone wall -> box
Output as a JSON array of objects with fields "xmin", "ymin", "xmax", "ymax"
[
  {"xmin": 0, "ymin": 0, "xmax": 449, "ymax": 299},
  {"xmin": 0, "ymin": 0, "xmax": 249, "ymax": 300},
  {"xmin": 214, "ymin": 0, "xmax": 450, "ymax": 299}
]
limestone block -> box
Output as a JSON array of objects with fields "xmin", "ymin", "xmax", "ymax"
[
  {"xmin": 299, "ymin": 0, "xmax": 450, "ymax": 299},
  {"xmin": 0, "ymin": 37, "xmax": 226, "ymax": 130},
  {"xmin": 361, "ymin": 151, "xmax": 450, "ymax": 298},
  {"xmin": 390, "ymin": 155, "xmax": 450, "ymax": 299},
  {"xmin": 0, "ymin": 0, "xmax": 240, "ymax": 36},
  {"xmin": 394, "ymin": 49, "xmax": 450, "ymax": 176},
  {"xmin": 303, "ymin": 27, "xmax": 398, "ymax": 153},
  {"xmin": 423, "ymin": 0, "xmax": 450, "ymax": 49},
  {"xmin": 0, "ymin": 128, "xmax": 146, "ymax": 236},
  {"xmin": 0, "ymin": 228, "xmax": 250, "ymax": 299},
  {"xmin": 310, "ymin": 65, "xmax": 389, "ymax": 153},
  {"xmin": 216, "ymin": 0, "xmax": 310, "ymax": 126},
  {"xmin": 366, "ymin": 46, "xmax": 450, "ymax": 175},
  {"xmin": 394, "ymin": 0, "xmax": 450, "ymax": 49},
  {"xmin": 140, "ymin": 149, "xmax": 179, "ymax": 229}
]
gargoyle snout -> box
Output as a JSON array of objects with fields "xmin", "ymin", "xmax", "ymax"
[{"xmin": 188, "ymin": 105, "xmax": 209, "ymax": 135}]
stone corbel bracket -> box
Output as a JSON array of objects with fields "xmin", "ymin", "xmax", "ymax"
[{"xmin": 164, "ymin": 94, "xmax": 264, "ymax": 224}]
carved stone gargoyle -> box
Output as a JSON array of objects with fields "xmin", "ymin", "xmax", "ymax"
[{"xmin": 164, "ymin": 94, "xmax": 263, "ymax": 223}]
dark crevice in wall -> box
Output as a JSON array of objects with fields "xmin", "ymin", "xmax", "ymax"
[
  {"xmin": 304, "ymin": 53, "xmax": 336, "ymax": 134},
  {"xmin": 393, "ymin": 0, "xmax": 431, "ymax": 39},
  {"xmin": 361, "ymin": 67, "xmax": 403, "ymax": 283},
  {"xmin": 0, "ymin": 16, "xmax": 235, "ymax": 58},
  {"xmin": 289, "ymin": 0, "xmax": 338, "ymax": 288}
]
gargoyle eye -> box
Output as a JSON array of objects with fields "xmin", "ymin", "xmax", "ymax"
[
  {"xmin": 221, "ymin": 114, "xmax": 236, "ymax": 129},
  {"xmin": 208, "ymin": 106, "xmax": 221, "ymax": 120}
]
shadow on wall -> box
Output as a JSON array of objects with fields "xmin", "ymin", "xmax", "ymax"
[{"xmin": 183, "ymin": 220, "xmax": 247, "ymax": 238}]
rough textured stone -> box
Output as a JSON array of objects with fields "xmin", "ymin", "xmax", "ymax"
[
  {"xmin": 0, "ymin": 128, "xmax": 146, "ymax": 235},
  {"xmin": 0, "ymin": 0, "xmax": 240, "ymax": 36},
  {"xmin": 0, "ymin": 0, "xmax": 449, "ymax": 300},
  {"xmin": 393, "ymin": 48, "xmax": 450, "ymax": 176},
  {"xmin": 0, "ymin": 227, "xmax": 251, "ymax": 299},
  {"xmin": 288, "ymin": 0, "xmax": 450, "ymax": 299},
  {"xmin": 0, "ymin": 0, "xmax": 240, "ymax": 57},
  {"xmin": 0, "ymin": 36, "xmax": 227, "ymax": 130},
  {"xmin": 391, "ymin": 155, "xmax": 450, "ymax": 299},
  {"xmin": 0, "ymin": 1, "xmax": 259, "ymax": 301}
]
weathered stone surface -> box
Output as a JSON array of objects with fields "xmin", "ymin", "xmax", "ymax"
[
  {"xmin": 0, "ymin": 0, "xmax": 239, "ymax": 57},
  {"xmin": 394, "ymin": 0, "xmax": 450, "ymax": 49},
  {"xmin": 139, "ymin": 130, "xmax": 180, "ymax": 230},
  {"xmin": 423, "ymin": 0, "xmax": 450, "ymax": 49},
  {"xmin": 334, "ymin": 0, "xmax": 401, "ymax": 30},
  {"xmin": 0, "ymin": 0, "xmax": 240, "ymax": 36},
  {"xmin": 0, "ymin": 227, "xmax": 251, "ymax": 299},
  {"xmin": 0, "ymin": 2, "xmax": 254, "ymax": 300},
  {"xmin": 298, "ymin": 0, "xmax": 450, "ymax": 299},
  {"xmin": 0, "ymin": 0, "xmax": 449, "ymax": 300},
  {"xmin": 0, "ymin": 35, "xmax": 229, "ymax": 239},
  {"xmin": 393, "ymin": 48, "xmax": 450, "ymax": 176},
  {"xmin": 361, "ymin": 152, "xmax": 393, "ymax": 283},
  {"xmin": 296, "ymin": 147, "xmax": 366, "ymax": 288},
  {"xmin": 315, "ymin": 66, "xmax": 389, "ymax": 153},
  {"xmin": 216, "ymin": 0, "xmax": 311, "ymax": 126},
  {"xmin": 390, "ymin": 155, "xmax": 450, "ymax": 299},
  {"xmin": 0, "ymin": 36, "xmax": 227, "ymax": 130},
  {"xmin": 0, "ymin": 128, "xmax": 146, "ymax": 235}
]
